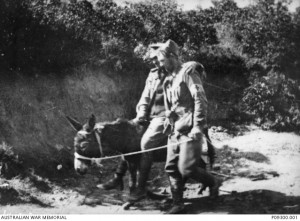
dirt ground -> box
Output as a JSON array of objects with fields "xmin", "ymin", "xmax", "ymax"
[{"xmin": 1, "ymin": 125, "xmax": 300, "ymax": 214}]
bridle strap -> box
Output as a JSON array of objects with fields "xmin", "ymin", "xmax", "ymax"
[
  {"xmin": 94, "ymin": 130, "xmax": 104, "ymax": 157},
  {"xmin": 74, "ymin": 152, "xmax": 93, "ymax": 161},
  {"xmin": 74, "ymin": 152, "xmax": 103, "ymax": 167},
  {"xmin": 74, "ymin": 128, "xmax": 104, "ymax": 166}
]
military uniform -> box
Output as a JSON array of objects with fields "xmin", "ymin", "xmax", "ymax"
[
  {"xmin": 99, "ymin": 42, "xmax": 171, "ymax": 197},
  {"xmin": 127, "ymin": 65, "xmax": 169, "ymax": 201},
  {"xmin": 137, "ymin": 67, "xmax": 168, "ymax": 154},
  {"xmin": 163, "ymin": 61, "xmax": 218, "ymax": 213}
]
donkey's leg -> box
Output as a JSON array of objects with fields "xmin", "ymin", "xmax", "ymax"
[
  {"xmin": 128, "ymin": 161, "xmax": 138, "ymax": 193},
  {"xmin": 121, "ymin": 161, "xmax": 138, "ymax": 211}
]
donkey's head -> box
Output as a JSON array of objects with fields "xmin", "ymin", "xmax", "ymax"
[{"xmin": 66, "ymin": 114, "xmax": 103, "ymax": 175}]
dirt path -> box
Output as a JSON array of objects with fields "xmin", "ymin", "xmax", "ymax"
[{"xmin": 1, "ymin": 126, "xmax": 300, "ymax": 214}]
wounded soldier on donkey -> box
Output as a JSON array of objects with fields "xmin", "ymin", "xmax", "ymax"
[{"xmin": 97, "ymin": 42, "xmax": 219, "ymax": 212}]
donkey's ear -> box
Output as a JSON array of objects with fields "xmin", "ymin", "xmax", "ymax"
[
  {"xmin": 65, "ymin": 116, "xmax": 83, "ymax": 131},
  {"xmin": 88, "ymin": 114, "xmax": 96, "ymax": 129}
]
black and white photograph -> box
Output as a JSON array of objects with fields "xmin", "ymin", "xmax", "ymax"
[{"xmin": 0, "ymin": 0, "xmax": 299, "ymax": 217}]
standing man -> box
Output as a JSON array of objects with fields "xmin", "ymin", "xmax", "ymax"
[{"xmin": 157, "ymin": 40, "xmax": 220, "ymax": 214}]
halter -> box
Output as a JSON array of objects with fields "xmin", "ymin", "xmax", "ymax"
[
  {"xmin": 74, "ymin": 129, "xmax": 104, "ymax": 167},
  {"xmin": 73, "ymin": 124, "xmax": 198, "ymax": 162}
]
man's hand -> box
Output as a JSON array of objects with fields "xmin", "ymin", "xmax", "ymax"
[
  {"xmin": 188, "ymin": 127, "xmax": 203, "ymax": 140},
  {"xmin": 132, "ymin": 113, "xmax": 147, "ymax": 124}
]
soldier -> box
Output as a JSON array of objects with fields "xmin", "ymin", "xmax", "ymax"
[
  {"xmin": 128, "ymin": 43, "xmax": 170, "ymax": 201},
  {"xmin": 98, "ymin": 44, "xmax": 169, "ymax": 202},
  {"xmin": 157, "ymin": 40, "xmax": 221, "ymax": 214}
]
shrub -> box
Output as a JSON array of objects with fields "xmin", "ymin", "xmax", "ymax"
[{"xmin": 242, "ymin": 71, "xmax": 300, "ymax": 132}]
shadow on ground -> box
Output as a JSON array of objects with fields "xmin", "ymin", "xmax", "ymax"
[{"xmin": 185, "ymin": 189, "xmax": 300, "ymax": 214}]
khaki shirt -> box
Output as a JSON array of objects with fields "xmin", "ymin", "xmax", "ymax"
[
  {"xmin": 136, "ymin": 68, "xmax": 164, "ymax": 117},
  {"xmin": 164, "ymin": 61, "xmax": 208, "ymax": 129}
]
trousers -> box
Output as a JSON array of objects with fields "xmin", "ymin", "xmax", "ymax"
[
  {"xmin": 137, "ymin": 117, "xmax": 168, "ymax": 189},
  {"xmin": 141, "ymin": 117, "xmax": 167, "ymax": 151},
  {"xmin": 165, "ymin": 133, "xmax": 215, "ymax": 188}
]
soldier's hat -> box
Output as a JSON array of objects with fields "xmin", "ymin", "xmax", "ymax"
[{"xmin": 158, "ymin": 39, "xmax": 179, "ymax": 57}]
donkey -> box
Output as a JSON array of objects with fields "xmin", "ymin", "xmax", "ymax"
[
  {"xmin": 67, "ymin": 114, "xmax": 215, "ymax": 195},
  {"xmin": 67, "ymin": 114, "xmax": 168, "ymax": 191}
]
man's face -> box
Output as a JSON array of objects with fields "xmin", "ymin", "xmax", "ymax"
[
  {"xmin": 152, "ymin": 57, "xmax": 160, "ymax": 68},
  {"xmin": 157, "ymin": 53, "xmax": 174, "ymax": 73}
]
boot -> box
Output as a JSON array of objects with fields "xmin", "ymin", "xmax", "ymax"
[
  {"xmin": 97, "ymin": 159, "xmax": 127, "ymax": 190},
  {"xmin": 189, "ymin": 166, "xmax": 222, "ymax": 198},
  {"xmin": 97, "ymin": 173, "xmax": 124, "ymax": 190},
  {"xmin": 167, "ymin": 204, "xmax": 185, "ymax": 214},
  {"xmin": 127, "ymin": 152, "xmax": 152, "ymax": 202},
  {"xmin": 166, "ymin": 189, "xmax": 186, "ymax": 214},
  {"xmin": 165, "ymin": 175, "xmax": 186, "ymax": 214}
]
